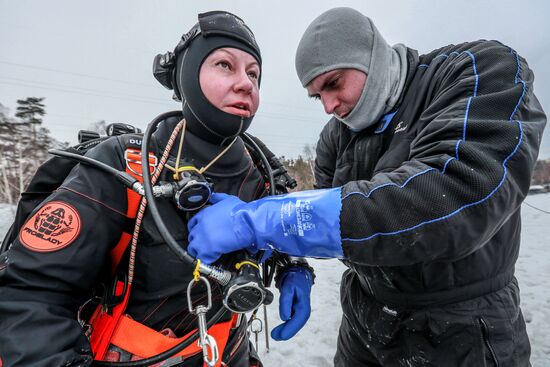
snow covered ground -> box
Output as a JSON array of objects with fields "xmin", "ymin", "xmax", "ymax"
[
  {"xmin": 1, "ymin": 194, "xmax": 549, "ymax": 366},
  {"xmin": 515, "ymin": 193, "xmax": 550, "ymax": 366}
]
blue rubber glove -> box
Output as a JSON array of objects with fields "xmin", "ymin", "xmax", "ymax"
[
  {"xmin": 271, "ymin": 267, "xmax": 314, "ymax": 341},
  {"xmin": 187, "ymin": 188, "xmax": 343, "ymax": 264},
  {"xmin": 187, "ymin": 193, "xmax": 249, "ymax": 263}
]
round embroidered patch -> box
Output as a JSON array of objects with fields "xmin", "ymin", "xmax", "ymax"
[{"xmin": 19, "ymin": 201, "xmax": 82, "ymax": 252}]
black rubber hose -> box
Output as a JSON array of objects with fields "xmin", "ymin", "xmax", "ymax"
[
  {"xmin": 140, "ymin": 111, "xmax": 196, "ymax": 265},
  {"xmin": 48, "ymin": 150, "xmax": 138, "ymax": 189},
  {"xmin": 242, "ymin": 133, "xmax": 275, "ymax": 196}
]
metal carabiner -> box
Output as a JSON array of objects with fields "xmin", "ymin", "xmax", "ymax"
[
  {"xmin": 201, "ymin": 334, "xmax": 220, "ymax": 367},
  {"xmin": 186, "ymin": 275, "xmax": 213, "ymax": 312},
  {"xmin": 187, "ymin": 276, "xmax": 219, "ymax": 367}
]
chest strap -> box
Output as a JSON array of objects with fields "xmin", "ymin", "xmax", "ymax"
[{"xmin": 109, "ymin": 148, "xmax": 157, "ymax": 271}]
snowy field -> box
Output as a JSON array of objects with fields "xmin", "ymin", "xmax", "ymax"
[{"xmin": 1, "ymin": 193, "xmax": 549, "ymax": 366}]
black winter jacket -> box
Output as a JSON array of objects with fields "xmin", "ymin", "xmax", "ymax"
[
  {"xmin": 0, "ymin": 114, "xmax": 266, "ymax": 366},
  {"xmin": 315, "ymin": 40, "xmax": 546, "ymax": 306}
]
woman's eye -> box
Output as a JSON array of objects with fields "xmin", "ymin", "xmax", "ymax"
[
  {"xmin": 247, "ymin": 71, "xmax": 259, "ymax": 80},
  {"xmin": 311, "ymin": 95, "xmax": 320, "ymax": 101},
  {"xmin": 217, "ymin": 61, "xmax": 231, "ymax": 70}
]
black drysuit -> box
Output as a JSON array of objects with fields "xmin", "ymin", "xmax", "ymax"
[
  {"xmin": 313, "ymin": 41, "xmax": 546, "ymax": 366},
  {"xmin": 0, "ymin": 114, "xmax": 266, "ymax": 366}
]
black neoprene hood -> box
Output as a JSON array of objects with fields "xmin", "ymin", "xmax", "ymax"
[{"xmin": 176, "ymin": 11, "xmax": 262, "ymax": 145}]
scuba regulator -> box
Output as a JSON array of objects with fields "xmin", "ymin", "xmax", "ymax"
[
  {"xmin": 80, "ymin": 122, "xmax": 213, "ymax": 212},
  {"xmin": 170, "ymin": 166, "xmax": 212, "ymax": 211},
  {"xmin": 138, "ymin": 111, "xmax": 274, "ymax": 314},
  {"xmin": 50, "ymin": 118, "xmax": 277, "ymax": 315},
  {"xmin": 139, "ymin": 159, "xmax": 213, "ymax": 212}
]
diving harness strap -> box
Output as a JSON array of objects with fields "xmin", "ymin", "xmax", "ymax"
[{"xmin": 83, "ymin": 119, "xmax": 237, "ymax": 366}]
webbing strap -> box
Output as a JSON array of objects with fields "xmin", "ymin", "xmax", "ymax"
[
  {"xmin": 108, "ymin": 148, "xmax": 156, "ymax": 271},
  {"xmin": 90, "ymin": 148, "xmax": 156, "ymax": 359},
  {"xmin": 89, "ymin": 282, "xmax": 133, "ymax": 360},
  {"xmin": 109, "ymin": 314, "xmax": 239, "ymax": 366}
]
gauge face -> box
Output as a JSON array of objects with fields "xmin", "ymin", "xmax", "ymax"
[
  {"xmin": 224, "ymin": 282, "xmax": 265, "ymax": 313},
  {"xmin": 176, "ymin": 181, "xmax": 212, "ymax": 211}
]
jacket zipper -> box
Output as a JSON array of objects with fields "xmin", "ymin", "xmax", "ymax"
[{"xmin": 478, "ymin": 317, "xmax": 499, "ymax": 367}]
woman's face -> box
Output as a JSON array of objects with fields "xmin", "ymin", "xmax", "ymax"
[{"xmin": 199, "ymin": 47, "xmax": 260, "ymax": 118}]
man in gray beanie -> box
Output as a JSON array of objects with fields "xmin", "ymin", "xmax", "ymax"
[
  {"xmin": 295, "ymin": 7, "xmax": 408, "ymax": 132},
  {"xmin": 187, "ymin": 7, "xmax": 546, "ymax": 366},
  {"xmin": 293, "ymin": 7, "xmax": 546, "ymax": 366}
]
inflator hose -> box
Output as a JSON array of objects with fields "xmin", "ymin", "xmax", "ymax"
[{"xmin": 140, "ymin": 111, "xmax": 198, "ymax": 266}]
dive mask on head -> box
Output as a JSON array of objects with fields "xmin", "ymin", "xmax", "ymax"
[{"xmin": 152, "ymin": 24, "xmax": 200, "ymax": 101}]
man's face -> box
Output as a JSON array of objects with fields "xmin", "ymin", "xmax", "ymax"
[{"xmin": 306, "ymin": 68, "xmax": 367, "ymax": 118}]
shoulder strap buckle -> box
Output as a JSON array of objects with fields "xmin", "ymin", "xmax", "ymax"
[{"xmin": 124, "ymin": 148, "xmax": 158, "ymax": 178}]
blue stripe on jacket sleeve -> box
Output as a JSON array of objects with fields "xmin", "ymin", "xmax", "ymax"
[{"xmin": 342, "ymin": 47, "xmax": 526, "ymax": 242}]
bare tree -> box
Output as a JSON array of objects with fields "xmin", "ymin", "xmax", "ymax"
[
  {"xmin": 0, "ymin": 98, "xmax": 57, "ymax": 203},
  {"xmin": 302, "ymin": 143, "xmax": 317, "ymax": 178},
  {"xmin": 0, "ymin": 103, "xmax": 9, "ymax": 122},
  {"xmin": 532, "ymin": 159, "xmax": 550, "ymax": 185}
]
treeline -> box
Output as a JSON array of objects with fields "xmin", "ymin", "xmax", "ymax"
[
  {"xmin": 532, "ymin": 159, "xmax": 550, "ymax": 185},
  {"xmin": 0, "ymin": 98, "xmax": 67, "ymax": 204},
  {"xmin": 1, "ymin": 97, "xmax": 549, "ymax": 204},
  {"xmin": 280, "ymin": 156, "xmax": 315, "ymax": 191}
]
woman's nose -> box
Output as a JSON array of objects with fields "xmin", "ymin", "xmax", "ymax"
[{"xmin": 233, "ymin": 70, "xmax": 254, "ymax": 94}]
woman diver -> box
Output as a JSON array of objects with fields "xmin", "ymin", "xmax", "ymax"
[{"xmin": 0, "ymin": 11, "xmax": 314, "ymax": 367}]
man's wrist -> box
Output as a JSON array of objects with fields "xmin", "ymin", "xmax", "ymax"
[{"xmin": 275, "ymin": 258, "xmax": 316, "ymax": 287}]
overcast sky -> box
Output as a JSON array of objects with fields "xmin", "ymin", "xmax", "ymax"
[{"xmin": 1, "ymin": 0, "xmax": 549, "ymax": 159}]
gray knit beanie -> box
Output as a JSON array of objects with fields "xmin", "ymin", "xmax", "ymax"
[{"xmin": 295, "ymin": 7, "xmax": 408, "ymax": 131}]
